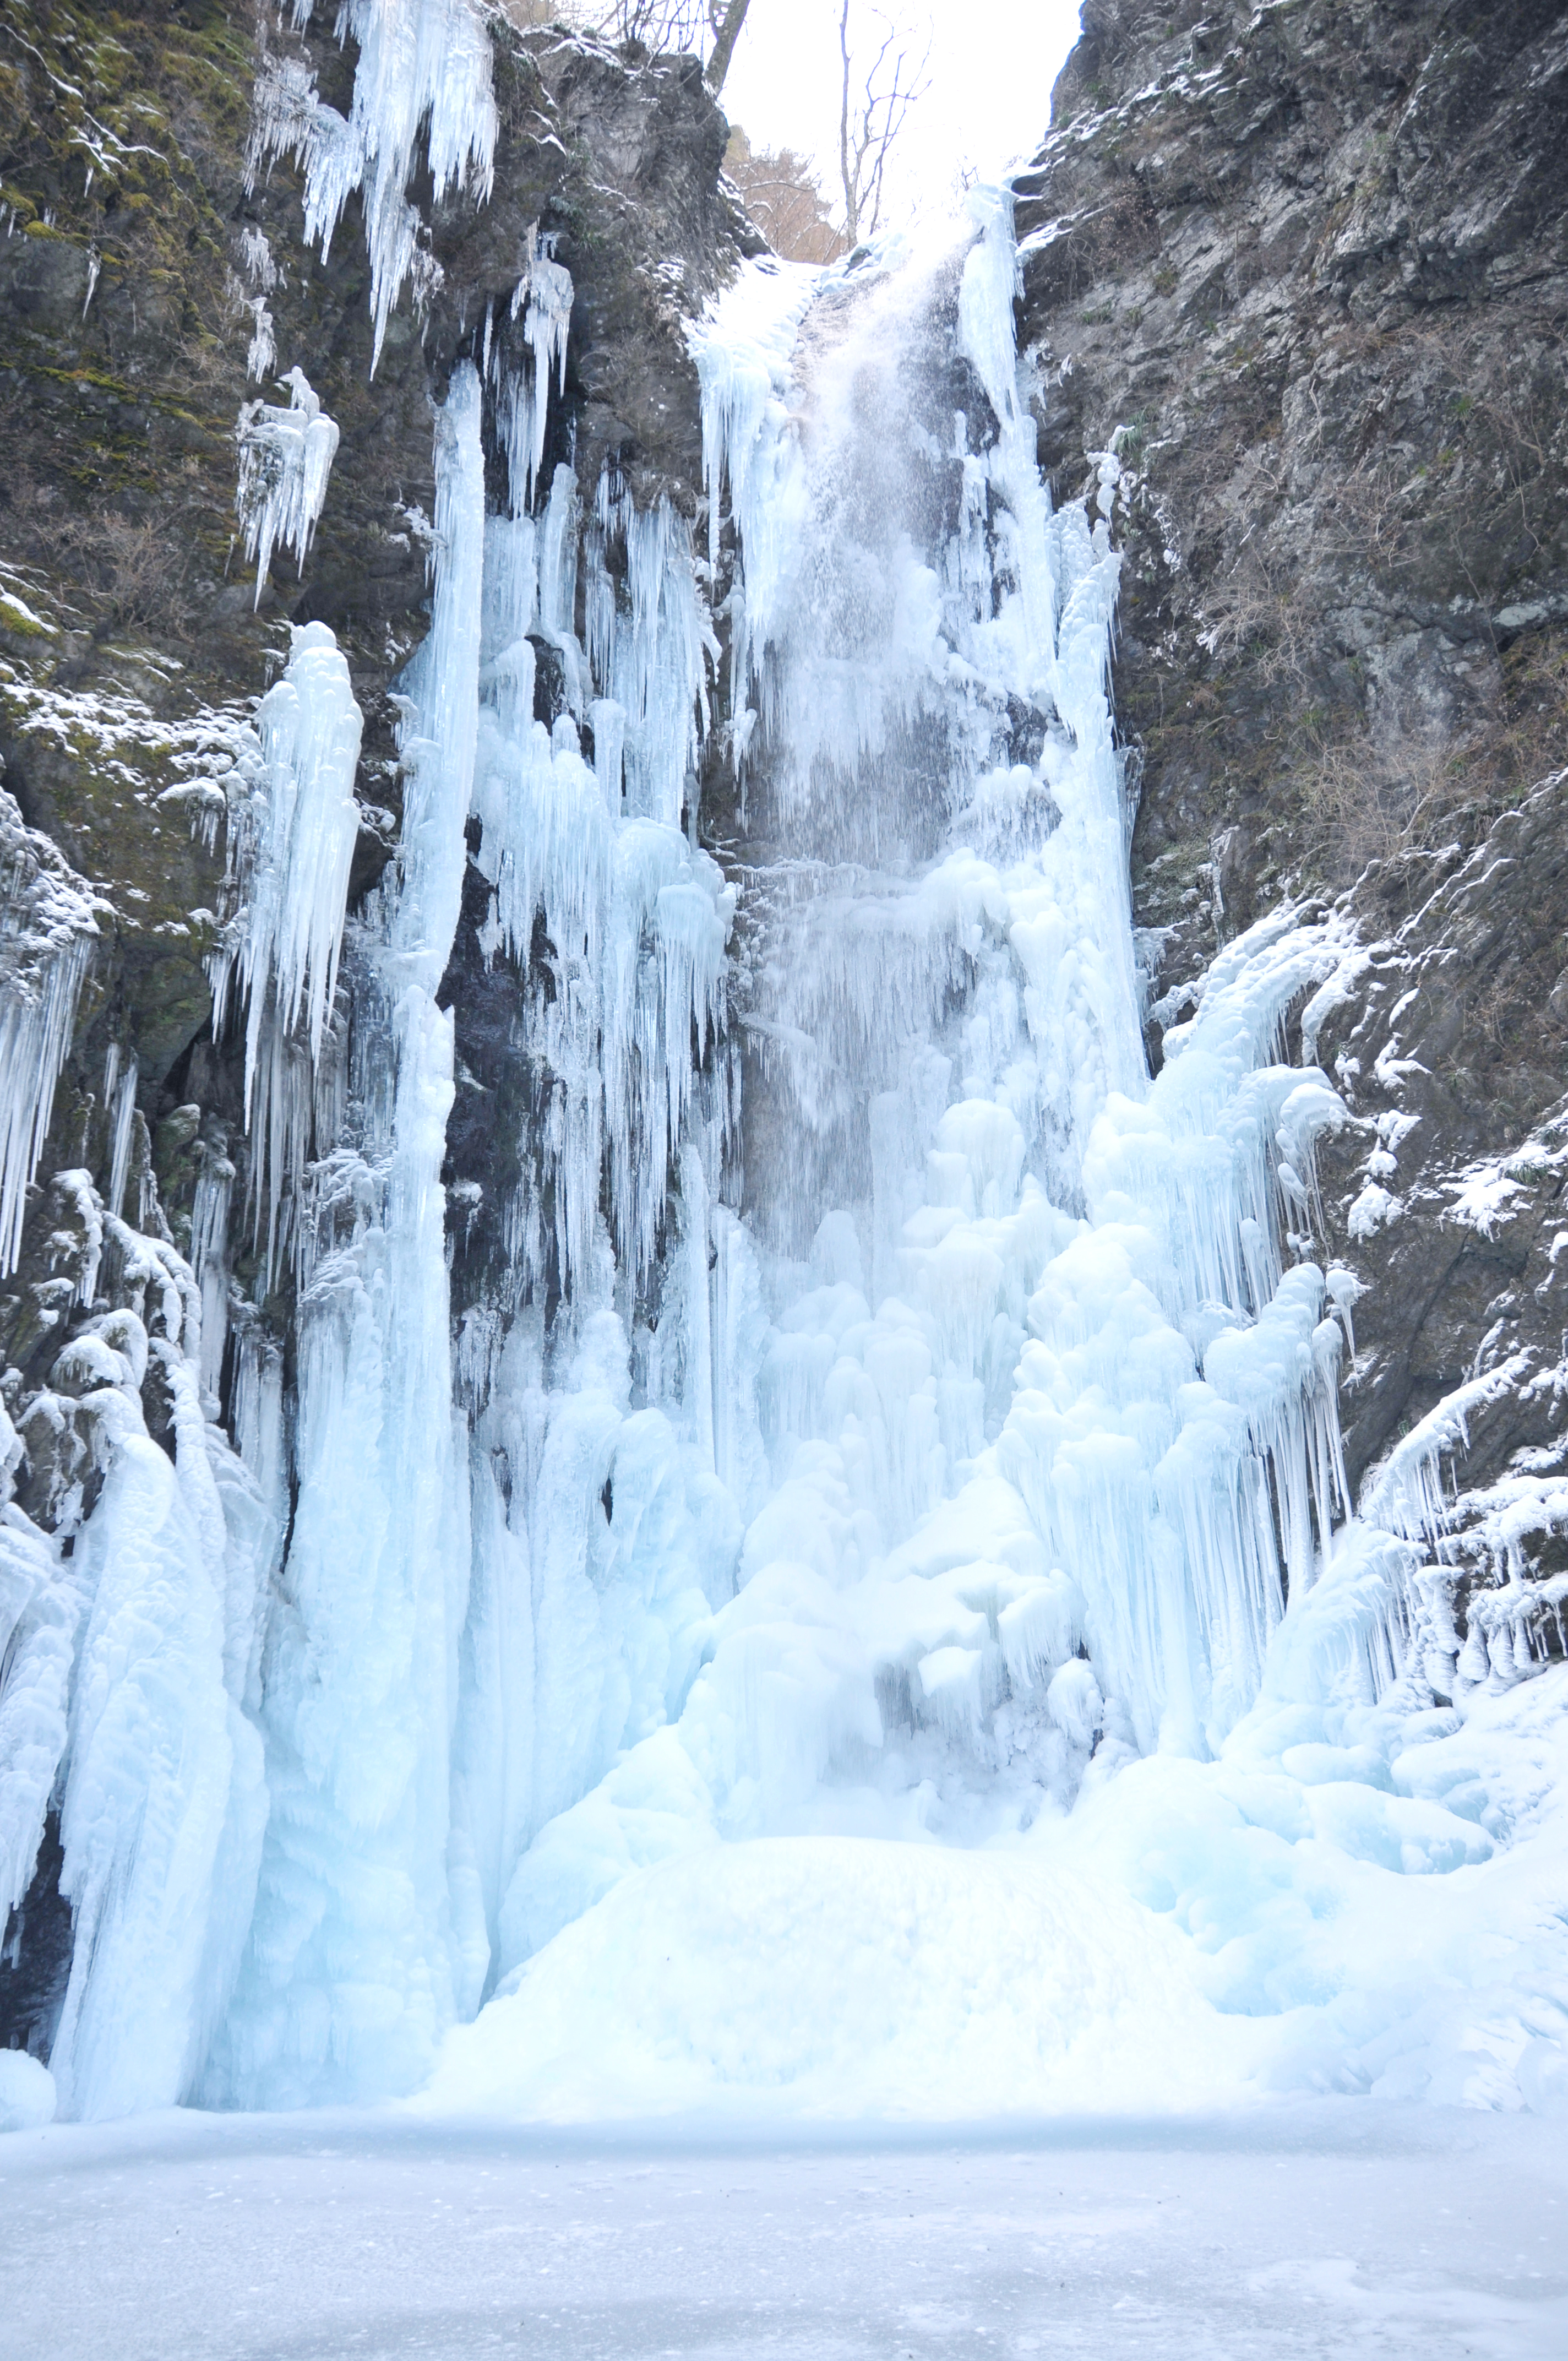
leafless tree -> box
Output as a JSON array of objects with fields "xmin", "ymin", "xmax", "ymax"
[
  {"xmin": 704, "ymin": 0, "xmax": 752, "ymax": 90},
  {"xmin": 836, "ymin": 2, "xmax": 929, "ymax": 246},
  {"xmin": 725, "ymin": 128, "xmax": 846, "ymax": 264},
  {"xmin": 518, "ymin": 0, "xmax": 752, "ymax": 88}
]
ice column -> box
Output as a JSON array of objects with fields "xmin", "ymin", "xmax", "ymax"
[{"xmin": 213, "ymin": 366, "xmax": 484, "ymax": 2108}]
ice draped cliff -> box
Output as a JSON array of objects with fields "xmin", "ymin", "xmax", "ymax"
[{"xmin": 1, "ymin": 0, "xmax": 1565, "ymax": 2131}]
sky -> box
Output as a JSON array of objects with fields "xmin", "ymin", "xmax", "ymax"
[{"xmin": 721, "ymin": 0, "xmax": 1085, "ymax": 229}]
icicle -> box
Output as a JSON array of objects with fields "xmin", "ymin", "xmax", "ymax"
[
  {"xmin": 494, "ymin": 254, "xmax": 575, "ymax": 515},
  {"xmin": 247, "ymin": 0, "xmax": 497, "ymax": 373},
  {"xmin": 235, "ymin": 368, "xmax": 340, "ymax": 605},
  {"xmin": 0, "ymin": 801, "xmax": 101, "ymax": 1276},
  {"xmin": 207, "ymin": 620, "xmax": 363, "ymax": 1285},
  {"xmin": 106, "ymin": 1056, "xmax": 138, "ymax": 1221}
]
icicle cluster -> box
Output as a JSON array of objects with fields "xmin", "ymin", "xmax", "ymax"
[
  {"xmin": 235, "ymin": 369, "xmax": 340, "ymax": 605},
  {"xmin": 0, "ymin": 797, "xmax": 101, "ymax": 1275},
  {"xmin": 248, "ymin": 0, "xmax": 497, "ymax": 370},
  {"xmin": 208, "ymin": 621, "xmax": 364, "ymax": 1282}
]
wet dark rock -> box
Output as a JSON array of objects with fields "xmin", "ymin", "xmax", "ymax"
[{"xmin": 1019, "ymin": 2, "xmax": 1568, "ymax": 1600}]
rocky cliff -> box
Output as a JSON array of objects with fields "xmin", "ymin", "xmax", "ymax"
[
  {"xmin": 1015, "ymin": 0, "xmax": 1568, "ymax": 1628},
  {"xmin": 0, "ymin": 0, "xmax": 752, "ymax": 2059},
  {"xmin": 0, "ymin": 0, "xmax": 749, "ymax": 1356}
]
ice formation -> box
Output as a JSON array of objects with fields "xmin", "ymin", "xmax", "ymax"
[
  {"xmin": 248, "ymin": 0, "xmax": 497, "ymax": 368},
  {"xmin": 7, "ymin": 9, "xmax": 1566, "ymax": 2131},
  {"xmin": 0, "ymin": 798, "xmax": 101, "ymax": 1274},
  {"xmin": 235, "ymin": 368, "xmax": 339, "ymax": 605},
  {"xmin": 207, "ymin": 619, "xmax": 364, "ymax": 1276},
  {"xmin": 0, "ymin": 1186, "xmax": 280, "ymax": 2124}
]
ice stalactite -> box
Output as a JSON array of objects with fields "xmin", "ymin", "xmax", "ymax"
[
  {"xmin": 493, "ymin": 244, "xmax": 575, "ymax": 517},
  {"xmin": 0, "ymin": 798, "xmax": 102, "ymax": 1276},
  {"xmin": 235, "ymin": 369, "xmax": 340, "ymax": 607},
  {"xmin": 249, "ymin": 0, "xmax": 497, "ymax": 370},
  {"xmin": 208, "ymin": 619, "xmax": 363, "ymax": 1281}
]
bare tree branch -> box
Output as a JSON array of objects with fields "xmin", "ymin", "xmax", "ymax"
[
  {"xmin": 705, "ymin": 0, "xmax": 753, "ymax": 91},
  {"xmin": 837, "ymin": 3, "xmax": 930, "ymax": 247}
]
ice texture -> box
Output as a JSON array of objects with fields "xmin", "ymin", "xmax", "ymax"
[
  {"xmin": 420, "ymin": 191, "xmax": 1568, "ymax": 2119},
  {"xmin": 249, "ymin": 0, "xmax": 497, "ymax": 371},
  {"xmin": 15, "ymin": 73, "xmax": 1567, "ymax": 2126},
  {"xmin": 235, "ymin": 369, "xmax": 340, "ymax": 605}
]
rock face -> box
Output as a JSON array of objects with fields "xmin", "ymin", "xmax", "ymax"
[
  {"xmin": 0, "ymin": 0, "xmax": 751, "ymax": 2061},
  {"xmin": 1014, "ymin": 0, "xmax": 1568, "ymax": 1592},
  {"xmin": 0, "ymin": 1, "xmax": 747, "ymax": 1290}
]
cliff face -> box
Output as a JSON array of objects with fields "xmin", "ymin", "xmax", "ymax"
[
  {"xmin": 1015, "ymin": 0, "xmax": 1568, "ymax": 1592},
  {"xmin": 0, "ymin": 0, "xmax": 750, "ymax": 2061},
  {"xmin": 0, "ymin": 0, "xmax": 745, "ymax": 1324}
]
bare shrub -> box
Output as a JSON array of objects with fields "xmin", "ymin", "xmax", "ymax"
[
  {"xmin": 1298, "ymin": 723, "xmax": 1481, "ymax": 882},
  {"xmin": 1498, "ymin": 629, "xmax": 1568, "ymax": 795},
  {"xmin": 725, "ymin": 129, "xmax": 846, "ymax": 264},
  {"xmin": 7, "ymin": 483, "xmax": 193, "ymax": 635}
]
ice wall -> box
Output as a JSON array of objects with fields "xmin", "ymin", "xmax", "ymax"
[{"xmin": 21, "ymin": 0, "xmax": 1547, "ymax": 2125}]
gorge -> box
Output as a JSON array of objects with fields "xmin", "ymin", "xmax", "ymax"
[{"xmin": 0, "ymin": 0, "xmax": 1565, "ymax": 2176}]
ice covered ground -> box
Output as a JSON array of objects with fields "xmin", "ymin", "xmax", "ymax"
[{"xmin": 2, "ymin": 2102, "xmax": 1565, "ymax": 2359}]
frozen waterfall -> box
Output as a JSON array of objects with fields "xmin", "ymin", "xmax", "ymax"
[{"xmin": 8, "ymin": 6, "xmax": 1561, "ymax": 2130}]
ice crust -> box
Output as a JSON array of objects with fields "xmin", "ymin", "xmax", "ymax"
[{"xmin": 9, "ymin": 23, "xmax": 1566, "ymax": 2129}]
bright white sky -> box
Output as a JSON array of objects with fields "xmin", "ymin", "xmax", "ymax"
[{"xmin": 721, "ymin": 0, "xmax": 1084, "ymax": 229}]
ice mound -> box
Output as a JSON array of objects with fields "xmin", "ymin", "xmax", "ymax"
[
  {"xmin": 417, "ymin": 1834, "xmax": 1256, "ymax": 2124},
  {"xmin": 0, "ymin": 2049, "xmax": 55, "ymax": 2134}
]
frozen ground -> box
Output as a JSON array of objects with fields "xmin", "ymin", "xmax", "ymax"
[{"xmin": 1, "ymin": 2102, "xmax": 1565, "ymax": 2359}]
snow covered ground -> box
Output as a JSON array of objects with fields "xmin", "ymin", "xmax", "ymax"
[{"xmin": 1, "ymin": 2102, "xmax": 1565, "ymax": 2358}]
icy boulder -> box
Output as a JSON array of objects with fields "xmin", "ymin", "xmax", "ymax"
[{"xmin": 0, "ymin": 2049, "xmax": 56, "ymax": 2134}]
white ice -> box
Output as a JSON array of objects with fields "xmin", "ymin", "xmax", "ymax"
[
  {"xmin": 13, "ymin": 4, "xmax": 1567, "ymax": 2146},
  {"xmin": 234, "ymin": 368, "xmax": 340, "ymax": 605},
  {"xmin": 2, "ymin": 2106, "xmax": 1566, "ymax": 2359}
]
